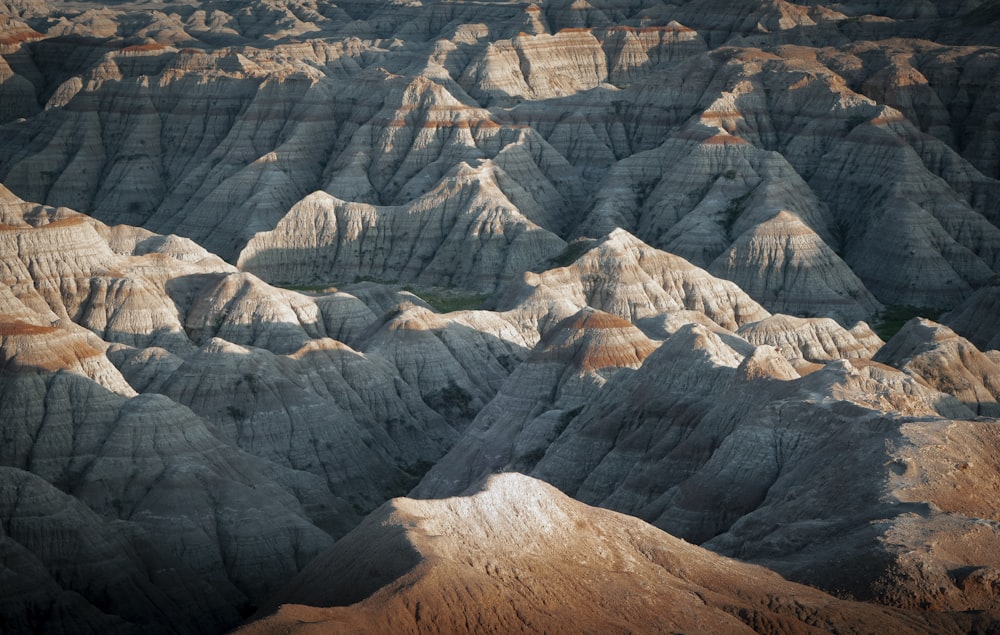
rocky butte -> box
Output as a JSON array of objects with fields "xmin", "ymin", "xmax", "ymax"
[{"xmin": 0, "ymin": 0, "xmax": 999, "ymax": 633}]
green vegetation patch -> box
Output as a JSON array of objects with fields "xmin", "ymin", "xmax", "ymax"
[
  {"xmin": 404, "ymin": 287, "xmax": 491, "ymax": 313},
  {"xmin": 274, "ymin": 283, "xmax": 338, "ymax": 293},
  {"xmin": 548, "ymin": 238, "xmax": 597, "ymax": 268},
  {"xmin": 873, "ymin": 305, "xmax": 944, "ymax": 341}
]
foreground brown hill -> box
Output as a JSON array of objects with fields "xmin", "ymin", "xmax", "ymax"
[{"xmin": 241, "ymin": 473, "xmax": 995, "ymax": 634}]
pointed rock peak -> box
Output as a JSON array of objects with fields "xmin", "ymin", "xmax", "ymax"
[
  {"xmin": 769, "ymin": 208, "xmax": 806, "ymax": 225},
  {"xmin": 588, "ymin": 227, "xmax": 681, "ymax": 264},
  {"xmin": 712, "ymin": 208, "xmax": 880, "ymax": 325},
  {"xmin": 875, "ymin": 318, "xmax": 971, "ymax": 366},
  {"xmin": 735, "ymin": 344, "xmax": 799, "ymax": 381},
  {"xmin": 562, "ymin": 306, "xmax": 634, "ymax": 331},
  {"xmin": 605, "ymin": 226, "xmax": 642, "ymax": 246},
  {"xmin": 657, "ymin": 322, "xmax": 747, "ymax": 368},
  {"xmin": 532, "ymin": 307, "xmax": 657, "ymax": 372}
]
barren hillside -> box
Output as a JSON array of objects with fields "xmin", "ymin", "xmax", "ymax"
[{"xmin": 1, "ymin": 0, "xmax": 999, "ymax": 632}]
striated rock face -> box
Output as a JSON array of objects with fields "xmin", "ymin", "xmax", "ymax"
[
  {"xmin": 241, "ymin": 473, "xmax": 990, "ymax": 635},
  {"xmin": 943, "ymin": 279, "xmax": 1000, "ymax": 352},
  {"xmin": 413, "ymin": 306, "xmax": 658, "ymax": 496},
  {"xmin": 875, "ymin": 318, "xmax": 1000, "ymax": 416},
  {"xmin": 1, "ymin": 1, "xmax": 1000, "ymax": 633},
  {"xmin": 710, "ymin": 210, "xmax": 882, "ymax": 324},
  {"xmin": 1, "ymin": 0, "xmax": 997, "ymax": 314},
  {"xmin": 238, "ymin": 163, "xmax": 567, "ymax": 292},
  {"xmin": 418, "ymin": 321, "xmax": 1000, "ymax": 609},
  {"xmin": 496, "ymin": 228, "xmax": 771, "ymax": 335},
  {"xmin": 0, "ymin": 186, "xmax": 474, "ymax": 630},
  {"xmin": 0, "ymin": 367, "xmax": 349, "ymax": 634},
  {"xmin": 737, "ymin": 312, "xmax": 883, "ymax": 366}
]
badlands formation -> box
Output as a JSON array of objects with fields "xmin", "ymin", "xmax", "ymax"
[{"xmin": 0, "ymin": 0, "xmax": 1000, "ymax": 633}]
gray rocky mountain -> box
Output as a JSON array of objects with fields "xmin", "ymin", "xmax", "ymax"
[{"xmin": 1, "ymin": 0, "xmax": 999, "ymax": 633}]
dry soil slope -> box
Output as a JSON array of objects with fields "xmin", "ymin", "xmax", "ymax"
[
  {"xmin": 241, "ymin": 473, "xmax": 992, "ymax": 635},
  {"xmin": 0, "ymin": 186, "xmax": 506, "ymax": 632},
  {"xmin": 417, "ymin": 318, "xmax": 1000, "ymax": 611}
]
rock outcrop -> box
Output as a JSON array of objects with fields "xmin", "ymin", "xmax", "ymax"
[
  {"xmin": 417, "ymin": 321, "xmax": 998, "ymax": 609},
  {"xmin": 2, "ymin": 0, "xmax": 997, "ymax": 316},
  {"xmin": 875, "ymin": 318, "xmax": 1000, "ymax": 416},
  {"xmin": 2, "ymin": 0, "xmax": 1000, "ymax": 633},
  {"xmin": 241, "ymin": 473, "xmax": 992, "ymax": 635},
  {"xmin": 0, "ymin": 187, "xmax": 470, "ymax": 629},
  {"xmin": 238, "ymin": 163, "xmax": 567, "ymax": 292},
  {"xmin": 496, "ymin": 228, "xmax": 770, "ymax": 336}
]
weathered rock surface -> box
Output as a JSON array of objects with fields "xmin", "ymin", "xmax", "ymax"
[
  {"xmin": 413, "ymin": 307, "xmax": 657, "ymax": 495},
  {"xmin": 418, "ymin": 321, "xmax": 998, "ymax": 609},
  {"xmin": 0, "ymin": 187, "xmax": 473, "ymax": 629},
  {"xmin": 1, "ymin": 1, "xmax": 1000, "ymax": 633},
  {"xmin": 875, "ymin": 318, "xmax": 1000, "ymax": 416},
  {"xmin": 241, "ymin": 473, "xmax": 993, "ymax": 635},
  {"xmin": 710, "ymin": 209, "xmax": 881, "ymax": 324},
  {"xmin": 238, "ymin": 163, "xmax": 567, "ymax": 292},
  {"xmin": 737, "ymin": 312, "xmax": 883, "ymax": 366},
  {"xmin": 943, "ymin": 279, "xmax": 1000, "ymax": 352},
  {"xmin": 2, "ymin": 0, "xmax": 997, "ymax": 315},
  {"xmin": 496, "ymin": 228, "xmax": 770, "ymax": 335}
]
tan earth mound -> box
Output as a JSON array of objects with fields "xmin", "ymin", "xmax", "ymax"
[{"xmin": 241, "ymin": 473, "xmax": 993, "ymax": 635}]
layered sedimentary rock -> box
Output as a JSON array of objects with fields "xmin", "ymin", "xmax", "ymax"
[
  {"xmin": 357, "ymin": 302, "xmax": 531, "ymax": 428},
  {"xmin": 2, "ymin": 0, "xmax": 1000, "ymax": 633},
  {"xmin": 710, "ymin": 210, "xmax": 881, "ymax": 324},
  {"xmin": 875, "ymin": 318, "xmax": 1000, "ymax": 416},
  {"xmin": 496, "ymin": 228, "xmax": 770, "ymax": 335},
  {"xmin": 413, "ymin": 307, "xmax": 658, "ymax": 493},
  {"xmin": 238, "ymin": 163, "xmax": 567, "ymax": 292},
  {"xmin": 242, "ymin": 474, "xmax": 991, "ymax": 635},
  {"xmin": 943, "ymin": 280, "xmax": 1000, "ymax": 352},
  {"xmin": 417, "ymin": 321, "xmax": 999, "ymax": 609},
  {"xmin": 736, "ymin": 312, "xmax": 883, "ymax": 366},
  {"xmin": 1, "ymin": 0, "xmax": 997, "ymax": 314},
  {"xmin": 0, "ymin": 186, "xmax": 470, "ymax": 629}
]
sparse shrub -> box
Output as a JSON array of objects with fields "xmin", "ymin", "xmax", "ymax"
[
  {"xmin": 426, "ymin": 380, "xmax": 476, "ymax": 419},
  {"xmin": 406, "ymin": 288, "xmax": 490, "ymax": 313},
  {"xmin": 873, "ymin": 305, "xmax": 944, "ymax": 340},
  {"xmin": 549, "ymin": 240, "xmax": 595, "ymax": 268}
]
